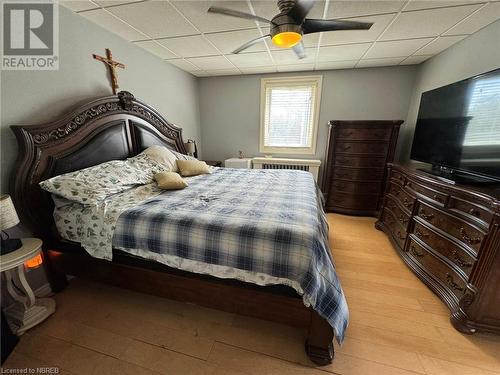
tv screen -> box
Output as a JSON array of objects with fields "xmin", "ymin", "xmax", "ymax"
[{"xmin": 410, "ymin": 68, "xmax": 500, "ymax": 181}]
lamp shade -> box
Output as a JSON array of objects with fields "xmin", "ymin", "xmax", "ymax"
[
  {"xmin": 0, "ymin": 195, "xmax": 20, "ymax": 230},
  {"xmin": 185, "ymin": 142, "xmax": 196, "ymax": 155}
]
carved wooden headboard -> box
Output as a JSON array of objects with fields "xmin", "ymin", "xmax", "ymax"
[{"xmin": 10, "ymin": 91, "xmax": 187, "ymax": 241}]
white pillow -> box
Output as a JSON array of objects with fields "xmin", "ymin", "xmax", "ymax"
[{"xmin": 143, "ymin": 145, "xmax": 179, "ymax": 172}]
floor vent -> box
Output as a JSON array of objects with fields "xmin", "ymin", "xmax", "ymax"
[{"xmin": 252, "ymin": 157, "xmax": 321, "ymax": 181}]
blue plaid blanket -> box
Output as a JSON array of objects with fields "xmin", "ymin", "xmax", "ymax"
[{"xmin": 113, "ymin": 168, "xmax": 349, "ymax": 343}]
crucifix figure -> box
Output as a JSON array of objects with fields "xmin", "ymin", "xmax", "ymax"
[{"xmin": 92, "ymin": 48, "xmax": 125, "ymax": 95}]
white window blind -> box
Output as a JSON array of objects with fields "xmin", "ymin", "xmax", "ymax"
[
  {"xmin": 260, "ymin": 76, "xmax": 322, "ymax": 154},
  {"xmin": 463, "ymin": 76, "xmax": 500, "ymax": 146}
]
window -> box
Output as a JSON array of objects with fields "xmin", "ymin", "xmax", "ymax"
[{"xmin": 260, "ymin": 76, "xmax": 322, "ymax": 154}]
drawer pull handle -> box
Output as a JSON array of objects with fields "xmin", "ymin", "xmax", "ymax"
[
  {"xmin": 410, "ymin": 245, "xmax": 424, "ymax": 257},
  {"xmin": 398, "ymin": 214, "xmax": 408, "ymax": 224},
  {"xmin": 446, "ymin": 273, "xmax": 464, "ymax": 292},
  {"xmin": 415, "ymin": 228, "xmax": 429, "ymax": 238},
  {"xmin": 340, "ymin": 131, "xmax": 353, "ymax": 137},
  {"xmin": 397, "ymin": 231, "xmax": 405, "ymax": 240},
  {"xmin": 459, "ymin": 227, "xmax": 481, "ymax": 245},
  {"xmin": 468, "ymin": 208, "xmax": 480, "ymax": 217},
  {"xmin": 340, "ymin": 145, "xmax": 351, "ymax": 152},
  {"xmin": 420, "ymin": 211, "xmax": 434, "ymax": 221},
  {"xmin": 451, "ymin": 250, "xmax": 473, "ymax": 269}
]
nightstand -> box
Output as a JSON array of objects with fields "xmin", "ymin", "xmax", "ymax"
[
  {"xmin": 224, "ymin": 158, "xmax": 252, "ymax": 169},
  {"xmin": 1, "ymin": 238, "xmax": 56, "ymax": 335}
]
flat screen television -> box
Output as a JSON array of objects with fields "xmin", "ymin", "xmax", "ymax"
[{"xmin": 410, "ymin": 68, "xmax": 500, "ymax": 183}]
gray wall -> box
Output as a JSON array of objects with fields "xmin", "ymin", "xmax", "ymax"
[
  {"xmin": 0, "ymin": 5, "xmax": 201, "ymax": 194},
  {"xmin": 198, "ymin": 67, "xmax": 417, "ymax": 175},
  {"xmin": 397, "ymin": 20, "xmax": 500, "ymax": 161}
]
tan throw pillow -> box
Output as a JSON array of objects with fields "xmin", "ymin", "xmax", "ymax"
[
  {"xmin": 176, "ymin": 159, "xmax": 211, "ymax": 177},
  {"xmin": 154, "ymin": 172, "xmax": 188, "ymax": 190},
  {"xmin": 143, "ymin": 145, "xmax": 178, "ymax": 172}
]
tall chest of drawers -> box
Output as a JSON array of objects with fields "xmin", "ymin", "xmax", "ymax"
[
  {"xmin": 322, "ymin": 120, "xmax": 403, "ymax": 215},
  {"xmin": 376, "ymin": 163, "xmax": 500, "ymax": 334}
]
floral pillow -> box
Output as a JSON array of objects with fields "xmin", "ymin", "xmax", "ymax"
[{"xmin": 39, "ymin": 153, "xmax": 166, "ymax": 204}]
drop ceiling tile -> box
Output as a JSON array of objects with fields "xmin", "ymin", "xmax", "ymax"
[
  {"xmin": 79, "ymin": 9, "xmax": 149, "ymax": 41},
  {"xmin": 404, "ymin": 1, "xmax": 484, "ymax": 12},
  {"xmin": 444, "ymin": 2, "xmax": 500, "ymax": 35},
  {"xmin": 272, "ymin": 48, "xmax": 317, "ymax": 64},
  {"xmin": 107, "ymin": 1, "xmax": 198, "ymax": 38},
  {"xmin": 93, "ymin": 0, "xmax": 143, "ymax": 7},
  {"xmin": 317, "ymin": 43, "xmax": 371, "ymax": 62},
  {"xmin": 316, "ymin": 60, "xmax": 357, "ymax": 70},
  {"xmin": 415, "ymin": 35, "xmax": 467, "ymax": 55},
  {"xmin": 166, "ymin": 58, "xmax": 202, "ymax": 71},
  {"xmin": 277, "ymin": 64, "xmax": 315, "ymax": 72},
  {"xmin": 326, "ymin": 1, "xmax": 405, "ymax": 19},
  {"xmin": 357, "ymin": 57, "xmax": 405, "ymax": 68},
  {"xmin": 204, "ymin": 29, "xmax": 268, "ymax": 54},
  {"xmin": 172, "ymin": 1, "xmax": 256, "ymax": 33},
  {"xmin": 158, "ymin": 35, "xmax": 220, "ymax": 58},
  {"xmin": 240, "ymin": 66, "xmax": 277, "ymax": 74},
  {"xmin": 400, "ymin": 55, "xmax": 432, "ymax": 65},
  {"xmin": 366, "ymin": 38, "xmax": 433, "ymax": 58},
  {"xmin": 320, "ymin": 14, "xmax": 395, "ymax": 46},
  {"xmin": 227, "ymin": 51, "xmax": 274, "ymax": 68},
  {"xmin": 251, "ymin": 0, "xmax": 325, "ymax": 23},
  {"xmin": 205, "ymin": 68, "xmax": 241, "ymax": 76},
  {"xmin": 187, "ymin": 55, "xmax": 235, "ymax": 70},
  {"xmin": 380, "ymin": 4, "xmax": 482, "ymax": 40},
  {"xmin": 60, "ymin": 1, "xmax": 99, "ymax": 12},
  {"xmin": 134, "ymin": 40, "xmax": 177, "ymax": 59}
]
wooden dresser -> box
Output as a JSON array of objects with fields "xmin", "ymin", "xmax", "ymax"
[
  {"xmin": 376, "ymin": 163, "xmax": 500, "ymax": 334},
  {"xmin": 322, "ymin": 120, "xmax": 403, "ymax": 215}
]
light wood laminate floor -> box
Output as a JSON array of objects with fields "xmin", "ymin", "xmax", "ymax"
[{"xmin": 3, "ymin": 214, "xmax": 500, "ymax": 374}]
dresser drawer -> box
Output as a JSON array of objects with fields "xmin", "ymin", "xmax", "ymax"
[
  {"xmin": 336, "ymin": 128, "xmax": 392, "ymax": 141},
  {"xmin": 381, "ymin": 208, "xmax": 407, "ymax": 249},
  {"xmin": 406, "ymin": 180, "xmax": 448, "ymax": 206},
  {"xmin": 390, "ymin": 170, "xmax": 406, "ymax": 186},
  {"xmin": 385, "ymin": 195, "xmax": 411, "ymax": 229},
  {"xmin": 334, "ymin": 156, "xmax": 387, "ymax": 168},
  {"xmin": 335, "ymin": 142, "xmax": 389, "ymax": 155},
  {"xmin": 387, "ymin": 182, "xmax": 415, "ymax": 214},
  {"xmin": 412, "ymin": 220, "xmax": 476, "ymax": 277},
  {"xmin": 330, "ymin": 180, "xmax": 382, "ymax": 195},
  {"xmin": 327, "ymin": 192, "xmax": 379, "ymax": 211},
  {"xmin": 417, "ymin": 202, "xmax": 486, "ymax": 253},
  {"xmin": 408, "ymin": 238, "xmax": 466, "ymax": 301},
  {"xmin": 332, "ymin": 167, "xmax": 384, "ymax": 181},
  {"xmin": 449, "ymin": 196, "xmax": 493, "ymax": 228}
]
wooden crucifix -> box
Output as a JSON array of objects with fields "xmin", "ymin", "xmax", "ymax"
[{"xmin": 92, "ymin": 48, "xmax": 125, "ymax": 95}]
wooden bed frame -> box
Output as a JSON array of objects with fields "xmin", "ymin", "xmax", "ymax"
[{"xmin": 10, "ymin": 91, "xmax": 335, "ymax": 365}]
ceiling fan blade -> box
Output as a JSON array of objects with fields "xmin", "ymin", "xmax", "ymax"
[
  {"xmin": 292, "ymin": 41, "xmax": 306, "ymax": 59},
  {"xmin": 232, "ymin": 34, "xmax": 270, "ymax": 54},
  {"xmin": 208, "ymin": 6, "xmax": 271, "ymax": 24},
  {"xmin": 302, "ymin": 19, "xmax": 373, "ymax": 34},
  {"xmin": 287, "ymin": 0, "xmax": 316, "ymax": 23}
]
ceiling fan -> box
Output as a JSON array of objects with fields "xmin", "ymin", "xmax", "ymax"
[{"xmin": 208, "ymin": 0, "xmax": 373, "ymax": 59}]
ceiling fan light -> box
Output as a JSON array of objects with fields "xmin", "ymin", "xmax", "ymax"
[{"xmin": 272, "ymin": 32, "xmax": 302, "ymax": 48}]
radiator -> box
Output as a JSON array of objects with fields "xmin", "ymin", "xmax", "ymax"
[{"xmin": 252, "ymin": 157, "xmax": 321, "ymax": 181}]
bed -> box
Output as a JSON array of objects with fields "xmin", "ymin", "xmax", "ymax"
[{"xmin": 10, "ymin": 91, "xmax": 348, "ymax": 365}]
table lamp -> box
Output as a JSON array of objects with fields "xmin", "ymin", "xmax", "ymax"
[
  {"xmin": 185, "ymin": 140, "xmax": 196, "ymax": 157},
  {"xmin": 0, "ymin": 195, "xmax": 22, "ymax": 254}
]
